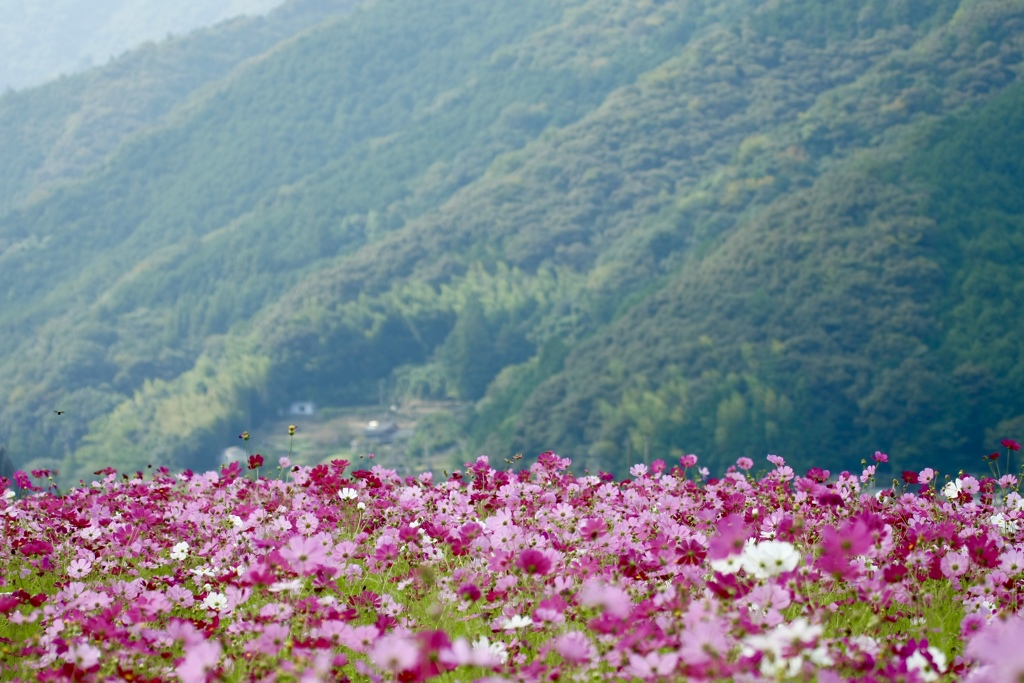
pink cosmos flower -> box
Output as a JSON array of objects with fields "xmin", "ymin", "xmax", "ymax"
[
  {"xmin": 247, "ymin": 623, "xmax": 291, "ymax": 657},
  {"xmin": 579, "ymin": 579, "xmax": 631, "ymax": 619},
  {"xmin": 708, "ymin": 513, "xmax": 748, "ymax": 560},
  {"xmin": 580, "ymin": 516, "xmax": 608, "ymax": 540},
  {"xmin": 737, "ymin": 457, "xmax": 754, "ymax": 471},
  {"xmin": 630, "ymin": 464, "xmax": 648, "ymax": 478},
  {"xmin": 818, "ymin": 520, "xmax": 872, "ymax": 578},
  {"xmin": 66, "ymin": 558, "xmax": 92, "ymax": 579},
  {"xmin": 62, "ymin": 642, "xmax": 101, "ymax": 670},
  {"xmin": 280, "ymin": 534, "xmax": 328, "ymax": 575},
  {"xmin": 296, "ymin": 512, "xmax": 319, "ymax": 535},
  {"xmin": 678, "ymin": 617, "xmax": 730, "ymax": 665},
  {"xmin": 553, "ymin": 631, "xmax": 595, "ymax": 664},
  {"xmin": 370, "ymin": 633, "xmax": 419, "ymax": 673},
  {"xmin": 940, "ymin": 549, "xmax": 969, "ymax": 579},
  {"xmin": 341, "ymin": 624, "xmax": 382, "ymax": 653},
  {"xmin": 625, "ymin": 650, "xmax": 679, "ymax": 678},
  {"xmin": 999, "ymin": 548, "xmax": 1024, "ymax": 574},
  {"xmin": 176, "ymin": 640, "xmax": 222, "ymax": 683},
  {"xmin": 967, "ymin": 614, "xmax": 1024, "ymax": 683},
  {"xmin": 166, "ymin": 585, "xmax": 195, "ymax": 608},
  {"xmin": 960, "ymin": 476, "xmax": 980, "ymax": 494}
]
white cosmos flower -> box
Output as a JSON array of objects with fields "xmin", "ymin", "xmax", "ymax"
[
  {"xmin": 760, "ymin": 654, "xmax": 803, "ymax": 679},
  {"xmin": 743, "ymin": 617, "xmax": 823, "ymax": 662},
  {"xmin": 170, "ymin": 542, "xmax": 189, "ymax": 561},
  {"xmin": 472, "ymin": 636, "xmax": 509, "ymax": 664},
  {"xmin": 741, "ymin": 540, "xmax": 801, "ymax": 579},
  {"xmin": 710, "ymin": 554, "xmax": 745, "ymax": 575},
  {"xmin": 991, "ymin": 512, "xmax": 1018, "ymax": 534},
  {"xmin": 269, "ymin": 578, "xmax": 304, "ymax": 594},
  {"xmin": 201, "ymin": 592, "xmax": 228, "ymax": 612},
  {"xmin": 942, "ymin": 479, "xmax": 963, "ymax": 500},
  {"xmin": 500, "ymin": 614, "xmax": 534, "ymax": 630},
  {"xmin": 339, "ymin": 488, "xmax": 358, "ymax": 500},
  {"xmin": 906, "ymin": 646, "xmax": 947, "ymax": 682}
]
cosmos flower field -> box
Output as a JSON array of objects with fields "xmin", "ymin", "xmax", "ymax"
[{"xmin": 2, "ymin": 446, "xmax": 1024, "ymax": 682}]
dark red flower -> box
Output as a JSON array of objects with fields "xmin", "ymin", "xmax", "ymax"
[
  {"xmin": 987, "ymin": 452, "xmax": 1000, "ymax": 461},
  {"xmin": 247, "ymin": 454, "xmax": 264, "ymax": 470},
  {"xmin": 901, "ymin": 471, "xmax": 919, "ymax": 484},
  {"xmin": 676, "ymin": 539, "xmax": 707, "ymax": 565},
  {"xmin": 1002, "ymin": 438, "xmax": 1021, "ymax": 452}
]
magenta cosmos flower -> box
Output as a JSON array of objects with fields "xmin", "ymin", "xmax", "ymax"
[{"xmin": 516, "ymin": 548, "xmax": 553, "ymax": 575}]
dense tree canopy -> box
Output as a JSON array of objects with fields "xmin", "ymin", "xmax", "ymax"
[{"xmin": 0, "ymin": 0, "xmax": 1022, "ymax": 485}]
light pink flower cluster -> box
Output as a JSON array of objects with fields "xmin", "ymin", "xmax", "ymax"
[{"xmin": 1, "ymin": 450, "xmax": 1022, "ymax": 682}]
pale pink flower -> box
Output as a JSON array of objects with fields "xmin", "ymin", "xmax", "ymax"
[
  {"xmin": 66, "ymin": 558, "xmax": 92, "ymax": 579},
  {"xmin": 246, "ymin": 623, "xmax": 291, "ymax": 657},
  {"xmin": 280, "ymin": 535, "xmax": 328, "ymax": 575},
  {"xmin": 626, "ymin": 650, "xmax": 679, "ymax": 678},
  {"xmin": 295, "ymin": 512, "xmax": 319, "ymax": 535},
  {"xmin": 553, "ymin": 631, "xmax": 595, "ymax": 664},
  {"xmin": 579, "ymin": 579, "xmax": 631, "ymax": 619},
  {"xmin": 678, "ymin": 618, "xmax": 730, "ymax": 665},
  {"xmin": 62, "ymin": 643, "xmax": 101, "ymax": 669},
  {"xmin": 966, "ymin": 614, "xmax": 1024, "ymax": 681},
  {"xmin": 370, "ymin": 633, "xmax": 419, "ymax": 673},
  {"xmin": 999, "ymin": 548, "xmax": 1024, "ymax": 574},
  {"xmin": 176, "ymin": 640, "xmax": 222, "ymax": 683}
]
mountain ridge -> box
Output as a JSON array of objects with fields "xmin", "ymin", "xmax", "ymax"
[{"xmin": 0, "ymin": 0, "xmax": 1022, "ymax": 485}]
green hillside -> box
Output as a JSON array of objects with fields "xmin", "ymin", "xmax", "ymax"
[
  {"xmin": 0, "ymin": 0, "xmax": 360, "ymax": 213},
  {"xmin": 1, "ymin": 0, "xmax": 1022, "ymax": 486}
]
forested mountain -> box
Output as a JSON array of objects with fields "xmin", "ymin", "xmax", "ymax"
[
  {"xmin": 0, "ymin": 0, "xmax": 358, "ymax": 213},
  {"xmin": 0, "ymin": 0, "xmax": 284, "ymax": 91},
  {"xmin": 1, "ymin": 0, "xmax": 1022, "ymax": 487}
]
